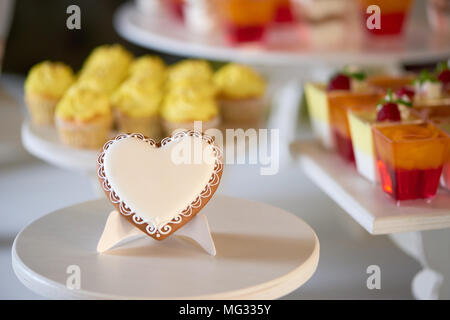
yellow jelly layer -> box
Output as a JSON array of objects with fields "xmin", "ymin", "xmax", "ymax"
[
  {"xmin": 348, "ymin": 111, "xmax": 375, "ymax": 156},
  {"xmin": 25, "ymin": 61, "xmax": 75, "ymax": 98},
  {"xmin": 111, "ymin": 77, "xmax": 162, "ymax": 118},
  {"xmin": 167, "ymin": 59, "xmax": 213, "ymax": 86},
  {"xmin": 129, "ymin": 55, "xmax": 166, "ymax": 82},
  {"xmin": 56, "ymin": 85, "xmax": 111, "ymax": 122},
  {"xmin": 161, "ymin": 93, "xmax": 219, "ymax": 123},
  {"xmin": 304, "ymin": 83, "xmax": 329, "ymax": 123},
  {"xmin": 213, "ymin": 63, "xmax": 266, "ymax": 99}
]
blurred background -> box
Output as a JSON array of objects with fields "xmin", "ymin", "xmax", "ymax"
[{"xmin": 1, "ymin": 0, "xmax": 450, "ymax": 300}]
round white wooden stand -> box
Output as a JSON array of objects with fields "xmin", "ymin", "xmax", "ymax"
[{"xmin": 12, "ymin": 195, "xmax": 319, "ymax": 300}]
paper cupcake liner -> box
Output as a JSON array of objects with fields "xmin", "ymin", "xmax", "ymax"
[
  {"xmin": 56, "ymin": 116, "xmax": 112, "ymax": 150},
  {"xmin": 25, "ymin": 93, "xmax": 60, "ymax": 126},
  {"xmin": 161, "ymin": 116, "xmax": 221, "ymax": 136},
  {"xmin": 114, "ymin": 110, "xmax": 162, "ymax": 140},
  {"xmin": 218, "ymin": 96, "xmax": 266, "ymax": 126}
]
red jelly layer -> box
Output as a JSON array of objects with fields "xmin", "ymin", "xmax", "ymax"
[
  {"xmin": 274, "ymin": 5, "xmax": 295, "ymax": 23},
  {"xmin": 168, "ymin": 0, "xmax": 184, "ymax": 21},
  {"xmin": 364, "ymin": 11, "xmax": 407, "ymax": 36},
  {"xmin": 333, "ymin": 129, "xmax": 355, "ymax": 163},
  {"xmin": 376, "ymin": 160, "xmax": 443, "ymax": 201},
  {"xmin": 442, "ymin": 164, "xmax": 450, "ymax": 190},
  {"xmin": 225, "ymin": 24, "xmax": 268, "ymax": 43}
]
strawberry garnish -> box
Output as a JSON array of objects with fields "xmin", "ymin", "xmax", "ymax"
[
  {"xmin": 327, "ymin": 73, "xmax": 350, "ymax": 91},
  {"xmin": 438, "ymin": 69, "xmax": 450, "ymax": 85},
  {"xmin": 376, "ymin": 102, "xmax": 401, "ymax": 122},
  {"xmin": 436, "ymin": 61, "xmax": 450, "ymax": 88},
  {"xmin": 395, "ymin": 86, "xmax": 415, "ymax": 101},
  {"xmin": 376, "ymin": 89, "xmax": 410, "ymax": 122}
]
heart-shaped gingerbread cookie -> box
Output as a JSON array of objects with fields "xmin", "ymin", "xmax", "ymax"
[{"xmin": 97, "ymin": 131, "xmax": 223, "ymax": 240}]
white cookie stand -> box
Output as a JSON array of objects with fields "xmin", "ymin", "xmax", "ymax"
[{"xmin": 12, "ymin": 195, "xmax": 319, "ymax": 300}]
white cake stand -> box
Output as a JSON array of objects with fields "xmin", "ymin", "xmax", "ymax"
[
  {"xmin": 114, "ymin": 2, "xmax": 450, "ymax": 67},
  {"xmin": 21, "ymin": 120, "xmax": 99, "ymax": 173},
  {"xmin": 12, "ymin": 195, "xmax": 319, "ymax": 300}
]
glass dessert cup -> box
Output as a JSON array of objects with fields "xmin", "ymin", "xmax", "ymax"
[
  {"xmin": 429, "ymin": 117, "xmax": 450, "ymax": 191},
  {"xmin": 329, "ymin": 91, "xmax": 384, "ymax": 163},
  {"xmin": 415, "ymin": 104, "xmax": 450, "ymax": 121},
  {"xmin": 348, "ymin": 108, "xmax": 422, "ymax": 182},
  {"xmin": 413, "ymin": 97, "xmax": 450, "ymax": 118},
  {"xmin": 218, "ymin": 0, "xmax": 276, "ymax": 44},
  {"xmin": 166, "ymin": 0, "xmax": 185, "ymax": 21},
  {"xmin": 373, "ymin": 123, "xmax": 448, "ymax": 202},
  {"xmin": 358, "ymin": 0, "xmax": 413, "ymax": 36},
  {"xmin": 367, "ymin": 74, "xmax": 416, "ymax": 92},
  {"xmin": 273, "ymin": 0, "xmax": 295, "ymax": 23},
  {"xmin": 304, "ymin": 83, "xmax": 335, "ymax": 150}
]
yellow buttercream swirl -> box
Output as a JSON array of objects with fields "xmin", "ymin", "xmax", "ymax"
[
  {"xmin": 111, "ymin": 77, "xmax": 162, "ymax": 118},
  {"xmin": 214, "ymin": 63, "xmax": 266, "ymax": 99},
  {"xmin": 82, "ymin": 44, "xmax": 133, "ymax": 71},
  {"xmin": 167, "ymin": 59, "xmax": 213, "ymax": 86},
  {"xmin": 161, "ymin": 92, "xmax": 219, "ymax": 123},
  {"xmin": 167, "ymin": 78, "xmax": 217, "ymax": 99},
  {"xmin": 129, "ymin": 55, "xmax": 166, "ymax": 82},
  {"xmin": 78, "ymin": 44, "xmax": 133, "ymax": 95},
  {"xmin": 55, "ymin": 85, "xmax": 111, "ymax": 122},
  {"xmin": 25, "ymin": 61, "xmax": 75, "ymax": 98}
]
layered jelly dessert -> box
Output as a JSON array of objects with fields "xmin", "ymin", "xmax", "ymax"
[
  {"xmin": 367, "ymin": 74, "xmax": 416, "ymax": 92},
  {"xmin": 373, "ymin": 122, "xmax": 448, "ymax": 201},
  {"xmin": 412, "ymin": 66, "xmax": 450, "ymax": 110},
  {"xmin": 219, "ymin": 0, "xmax": 276, "ymax": 44},
  {"xmin": 425, "ymin": 107, "xmax": 450, "ymax": 191},
  {"xmin": 329, "ymin": 90, "xmax": 383, "ymax": 163},
  {"xmin": 305, "ymin": 69, "xmax": 382, "ymax": 153},
  {"xmin": 167, "ymin": 0, "xmax": 185, "ymax": 21},
  {"xmin": 437, "ymin": 122, "xmax": 450, "ymax": 191},
  {"xmin": 273, "ymin": 0, "xmax": 295, "ymax": 23},
  {"xmin": 304, "ymin": 82, "xmax": 334, "ymax": 149},
  {"xmin": 358, "ymin": 0, "xmax": 413, "ymax": 36},
  {"xmin": 348, "ymin": 91, "xmax": 421, "ymax": 182}
]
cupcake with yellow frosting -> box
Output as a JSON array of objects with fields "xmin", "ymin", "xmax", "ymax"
[
  {"xmin": 77, "ymin": 44, "xmax": 133, "ymax": 96},
  {"xmin": 167, "ymin": 78, "xmax": 217, "ymax": 99},
  {"xmin": 24, "ymin": 61, "xmax": 75, "ymax": 126},
  {"xmin": 55, "ymin": 85, "xmax": 113, "ymax": 149},
  {"xmin": 111, "ymin": 77, "xmax": 163, "ymax": 139},
  {"xmin": 166, "ymin": 59, "xmax": 213, "ymax": 88},
  {"xmin": 160, "ymin": 88, "xmax": 220, "ymax": 135},
  {"xmin": 213, "ymin": 63, "xmax": 267, "ymax": 127},
  {"xmin": 129, "ymin": 55, "xmax": 166, "ymax": 84}
]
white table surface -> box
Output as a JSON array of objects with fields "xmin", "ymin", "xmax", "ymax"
[{"xmin": 0, "ymin": 74, "xmax": 421, "ymax": 299}]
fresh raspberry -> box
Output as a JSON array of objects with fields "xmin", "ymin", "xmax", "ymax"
[
  {"xmin": 395, "ymin": 86, "xmax": 415, "ymax": 101},
  {"xmin": 377, "ymin": 102, "xmax": 401, "ymax": 122},
  {"xmin": 438, "ymin": 69, "xmax": 450, "ymax": 85},
  {"xmin": 327, "ymin": 74, "xmax": 351, "ymax": 91}
]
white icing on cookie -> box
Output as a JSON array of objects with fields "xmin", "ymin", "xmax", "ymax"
[{"xmin": 97, "ymin": 131, "xmax": 222, "ymax": 238}]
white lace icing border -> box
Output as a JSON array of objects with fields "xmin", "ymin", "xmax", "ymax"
[{"xmin": 97, "ymin": 130, "xmax": 223, "ymax": 238}]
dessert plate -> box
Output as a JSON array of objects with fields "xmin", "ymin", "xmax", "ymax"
[{"xmin": 12, "ymin": 195, "xmax": 319, "ymax": 299}]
